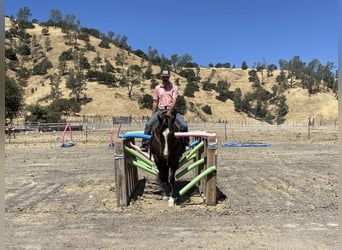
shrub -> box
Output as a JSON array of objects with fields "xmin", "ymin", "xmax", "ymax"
[
  {"xmin": 5, "ymin": 48, "xmax": 17, "ymax": 61},
  {"xmin": 17, "ymin": 44, "xmax": 31, "ymax": 56},
  {"xmin": 202, "ymin": 105, "xmax": 212, "ymax": 115},
  {"xmin": 59, "ymin": 49, "xmax": 73, "ymax": 61},
  {"xmin": 32, "ymin": 58, "xmax": 53, "ymax": 75},
  {"xmin": 99, "ymin": 39, "xmax": 110, "ymax": 49},
  {"xmin": 176, "ymin": 95, "xmax": 187, "ymax": 115},
  {"xmin": 138, "ymin": 94, "xmax": 153, "ymax": 109}
]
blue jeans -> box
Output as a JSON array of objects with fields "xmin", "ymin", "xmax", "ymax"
[{"xmin": 142, "ymin": 110, "xmax": 188, "ymax": 145}]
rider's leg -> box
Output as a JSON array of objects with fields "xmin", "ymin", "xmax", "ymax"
[
  {"xmin": 175, "ymin": 113, "xmax": 188, "ymax": 132},
  {"xmin": 175, "ymin": 113, "xmax": 189, "ymax": 146},
  {"xmin": 141, "ymin": 112, "xmax": 159, "ymax": 147}
]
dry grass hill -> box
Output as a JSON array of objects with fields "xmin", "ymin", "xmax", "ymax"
[{"xmin": 5, "ymin": 17, "xmax": 338, "ymax": 125}]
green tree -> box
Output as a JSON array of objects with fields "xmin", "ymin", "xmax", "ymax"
[
  {"xmin": 49, "ymin": 9, "xmax": 62, "ymax": 28},
  {"xmin": 5, "ymin": 76, "xmax": 24, "ymax": 121},
  {"xmin": 233, "ymin": 88, "xmax": 242, "ymax": 111},
  {"xmin": 107, "ymin": 31, "xmax": 115, "ymax": 41},
  {"xmin": 44, "ymin": 36, "xmax": 52, "ymax": 51},
  {"xmin": 49, "ymin": 73, "xmax": 62, "ymax": 100},
  {"xmin": 177, "ymin": 53, "xmax": 193, "ymax": 70},
  {"xmin": 170, "ymin": 54, "xmax": 179, "ymax": 68},
  {"xmin": 25, "ymin": 104, "xmax": 61, "ymax": 123},
  {"xmin": 99, "ymin": 39, "xmax": 110, "ymax": 48},
  {"xmin": 66, "ymin": 69, "xmax": 86, "ymax": 101},
  {"xmin": 32, "ymin": 58, "xmax": 53, "ymax": 75},
  {"xmin": 276, "ymin": 70, "xmax": 289, "ymax": 89},
  {"xmin": 138, "ymin": 94, "xmax": 153, "ymax": 109},
  {"xmin": 321, "ymin": 61, "xmax": 336, "ymax": 92},
  {"xmin": 16, "ymin": 7, "xmax": 33, "ymax": 29},
  {"xmin": 49, "ymin": 98, "xmax": 81, "ymax": 115},
  {"xmin": 275, "ymin": 95, "xmax": 288, "ymax": 124},
  {"xmin": 267, "ymin": 64, "xmax": 277, "ymax": 76},
  {"xmin": 279, "ymin": 56, "xmax": 305, "ymax": 87},
  {"xmin": 254, "ymin": 59, "xmax": 268, "ymax": 84},
  {"xmin": 241, "ymin": 61, "xmax": 248, "ymax": 70},
  {"xmin": 144, "ymin": 64, "xmax": 153, "ymax": 79},
  {"xmin": 175, "ymin": 95, "xmax": 187, "ymax": 115}
]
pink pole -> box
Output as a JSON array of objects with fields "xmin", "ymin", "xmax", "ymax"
[
  {"xmin": 116, "ymin": 124, "xmax": 122, "ymax": 139},
  {"xmin": 128, "ymin": 141, "xmax": 150, "ymax": 160},
  {"xmin": 175, "ymin": 132, "xmax": 216, "ymax": 138},
  {"xmin": 68, "ymin": 122, "xmax": 73, "ymax": 141},
  {"xmin": 109, "ymin": 122, "xmax": 114, "ymax": 146},
  {"xmin": 61, "ymin": 122, "xmax": 69, "ymax": 144}
]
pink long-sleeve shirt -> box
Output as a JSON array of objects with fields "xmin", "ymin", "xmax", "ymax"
[{"xmin": 153, "ymin": 82, "xmax": 178, "ymax": 110}]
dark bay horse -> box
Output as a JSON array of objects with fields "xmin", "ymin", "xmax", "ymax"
[{"xmin": 150, "ymin": 110, "xmax": 185, "ymax": 205}]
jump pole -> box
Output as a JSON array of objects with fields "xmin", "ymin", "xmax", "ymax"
[
  {"xmin": 115, "ymin": 131, "xmax": 217, "ymax": 206},
  {"xmin": 179, "ymin": 166, "xmax": 216, "ymax": 197},
  {"xmin": 175, "ymin": 133, "xmax": 217, "ymax": 205}
]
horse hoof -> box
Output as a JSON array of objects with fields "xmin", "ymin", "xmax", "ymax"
[{"xmin": 168, "ymin": 197, "xmax": 175, "ymax": 206}]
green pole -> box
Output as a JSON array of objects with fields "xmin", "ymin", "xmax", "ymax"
[
  {"xmin": 176, "ymin": 158, "xmax": 205, "ymax": 179},
  {"xmin": 177, "ymin": 153, "xmax": 196, "ymax": 170},
  {"xmin": 178, "ymin": 166, "xmax": 216, "ymax": 197},
  {"xmin": 136, "ymin": 159, "xmax": 158, "ymax": 172},
  {"xmin": 127, "ymin": 158, "xmax": 159, "ymax": 175},
  {"xmin": 186, "ymin": 140, "xmax": 204, "ymax": 160},
  {"xmin": 124, "ymin": 146, "xmax": 153, "ymax": 166}
]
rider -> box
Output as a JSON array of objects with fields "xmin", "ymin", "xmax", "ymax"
[{"xmin": 141, "ymin": 69, "xmax": 188, "ymax": 152}]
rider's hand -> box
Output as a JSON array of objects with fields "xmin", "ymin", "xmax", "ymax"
[{"xmin": 167, "ymin": 109, "xmax": 173, "ymax": 117}]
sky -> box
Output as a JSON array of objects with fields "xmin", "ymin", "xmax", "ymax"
[{"xmin": 5, "ymin": 0, "xmax": 338, "ymax": 69}]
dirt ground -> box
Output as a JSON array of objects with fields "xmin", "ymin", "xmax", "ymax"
[{"xmin": 5, "ymin": 124, "xmax": 338, "ymax": 249}]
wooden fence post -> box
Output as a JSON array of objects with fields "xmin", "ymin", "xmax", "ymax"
[
  {"xmin": 206, "ymin": 136, "xmax": 217, "ymax": 205},
  {"xmin": 114, "ymin": 138, "xmax": 127, "ymax": 207}
]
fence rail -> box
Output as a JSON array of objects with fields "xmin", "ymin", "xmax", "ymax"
[{"xmin": 11, "ymin": 115, "xmax": 339, "ymax": 131}]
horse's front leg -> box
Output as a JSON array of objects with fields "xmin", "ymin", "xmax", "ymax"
[
  {"xmin": 160, "ymin": 182, "xmax": 169, "ymax": 201},
  {"xmin": 168, "ymin": 166, "xmax": 177, "ymax": 206}
]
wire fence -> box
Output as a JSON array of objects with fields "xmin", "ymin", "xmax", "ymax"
[
  {"xmin": 12, "ymin": 114, "xmax": 338, "ymax": 130},
  {"xmin": 6, "ymin": 115, "xmax": 338, "ymax": 146}
]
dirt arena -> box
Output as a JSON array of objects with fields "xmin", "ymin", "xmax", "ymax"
[{"xmin": 5, "ymin": 123, "xmax": 338, "ymax": 249}]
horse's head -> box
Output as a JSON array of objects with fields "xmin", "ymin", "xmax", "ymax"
[
  {"xmin": 150, "ymin": 111, "xmax": 176, "ymax": 157},
  {"xmin": 157, "ymin": 110, "xmax": 171, "ymax": 132}
]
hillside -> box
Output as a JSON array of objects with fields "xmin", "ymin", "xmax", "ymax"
[{"xmin": 5, "ymin": 17, "xmax": 338, "ymax": 125}]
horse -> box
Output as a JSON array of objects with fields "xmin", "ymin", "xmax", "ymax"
[{"xmin": 150, "ymin": 110, "xmax": 186, "ymax": 205}]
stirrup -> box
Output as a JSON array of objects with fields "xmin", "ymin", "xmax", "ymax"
[{"xmin": 141, "ymin": 144, "xmax": 148, "ymax": 152}]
